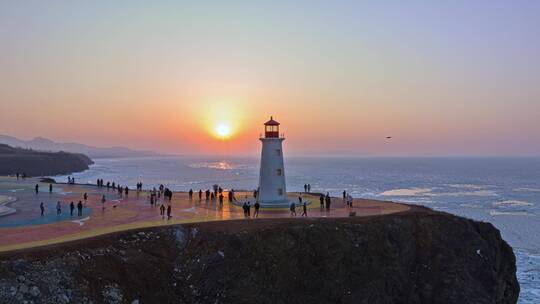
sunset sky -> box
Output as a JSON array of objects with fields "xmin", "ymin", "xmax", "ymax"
[{"xmin": 1, "ymin": 1, "xmax": 539, "ymax": 156}]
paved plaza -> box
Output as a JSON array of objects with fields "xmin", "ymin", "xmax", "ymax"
[{"xmin": 0, "ymin": 176, "xmax": 409, "ymax": 252}]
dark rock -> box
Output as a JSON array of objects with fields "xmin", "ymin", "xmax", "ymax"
[{"xmin": 0, "ymin": 207, "xmax": 519, "ymax": 303}]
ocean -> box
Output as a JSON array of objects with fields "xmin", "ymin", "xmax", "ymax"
[{"xmin": 58, "ymin": 156, "xmax": 540, "ymax": 303}]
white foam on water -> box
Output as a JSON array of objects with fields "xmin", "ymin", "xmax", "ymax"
[
  {"xmin": 493, "ymin": 200, "xmax": 534, "ymax": 207},
  {"xmin": 447, "ymin": 184, "xmax": 486, "ymax": 190},
  {"xmin": 380, "ymin": 187, "xmax": 498, "ymax": 198},
  {"xmin": 489, "ymin": 210, "xmax": 532, "ymax": 216},
  {"xmin": 379, "ymin": 188, "xmax": 433, "ymax": 196},
  {"xmin": 430, "ymin": 189, "xmax": 499, "ymax": 197},
  {"xmin": 514, "ymin": 187, "xmax": 540, "ymax": 193},
  {"xmin": 515, "ymin": 248, "xmax": 540, "ymax": 304},
  {"xmin": 460, "ymin": 203, "xmax": 483, "ymax": 208}
]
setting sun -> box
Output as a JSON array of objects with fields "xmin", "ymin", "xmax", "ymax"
[{"xmin": 215, "ymin": 123, "xmax": 232, "ymax": 139}]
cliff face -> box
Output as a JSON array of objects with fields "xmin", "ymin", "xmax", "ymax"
[
  {"xmin": 0, "ymin": 207, "xmax": 519, "ymax": 304},
  {"xmin": 0, "ymin": 144, "xmax": 93, "ymax": 176}
]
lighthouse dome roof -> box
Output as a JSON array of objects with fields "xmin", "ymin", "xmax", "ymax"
[{"xmin": 264, "ymin": 116, "xmax": 280, "ymax": 126}]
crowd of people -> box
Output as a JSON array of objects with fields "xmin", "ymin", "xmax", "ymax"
[
  {"xmin": 28, "ymin": 175, "xmax": 359, "ymax": 221},
  {"xmin": 40, "ymin": 200, "xmax": 84, "ymax": 217}
]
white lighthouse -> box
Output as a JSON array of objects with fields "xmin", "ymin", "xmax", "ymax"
[{"xmin": 257, "ymin": 117, "xmax": 288, "ymax": 206}]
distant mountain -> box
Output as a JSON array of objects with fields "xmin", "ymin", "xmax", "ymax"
[{"xmin": 0, "ymin": 135, "xmax": 158, "ymax": 159}]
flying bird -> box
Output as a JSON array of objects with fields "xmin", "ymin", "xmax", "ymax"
[{"xmin": 386, "ymin": 136, "xmax": 392, "ymax": 139}]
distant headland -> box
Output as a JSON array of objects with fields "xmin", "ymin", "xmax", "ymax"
[
  {"xmin": 0, "ymin": 144, "xmax": 93, "ymax": 176},
  {"xmin": 0, "ymin": 134, "xmax": 158, "ymax": 159}
]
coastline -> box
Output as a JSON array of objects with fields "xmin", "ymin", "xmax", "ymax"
[{"xmin": 0, "ymin": 205, "xmax": 519, "ymax": 303}]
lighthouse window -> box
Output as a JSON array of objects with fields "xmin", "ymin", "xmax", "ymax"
[
  {"xmin": 276, "ymin": 149, "xmax": 281, "ymax": 156},
  {"xmin": 277, "ymin": 169, "xmax": 282, "ymax": 176},
  {"xmin": 278, "ymin": 188, "xmax": 283, "ymax": 196}
]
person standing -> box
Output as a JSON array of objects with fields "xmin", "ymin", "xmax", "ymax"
[
  {"xmin": 219, "ymin": 193, "xmax": 224, "ymax": 206},
  {"xmin": 254, "ymin": 201, "xmax": 260, "ymax": 218},
  {"xmin": 49, "ymin": 184, "xmax": 53, "ymax": 194},
  {"xmin": 247, "ymin": 201, "xmax": 251, "ymax": 217},
  {"xmin": 242, "ymin": 202, "xmax": 248, "ymax": 217},
  {"xmin": 304, "ymin": 184, "xmax": 307, "ymax": 193},
  {"xmin": 83, "ymin": 193, "xmax": 88, "ymax": 205},
  {"xmin": 290, "ymin": 202, "xmax": 296, "ymax": 216},
  {"xmin": 77, "ymin": 201, "xmax": 83, "ymax": 216},
  {"xmin": 320, "ymin": 195, "xmax": 325, "ymax": 210},
  {"xmin": 198, "ymin": 190, "xmax": 202, "ymax": 200},
  {"xmin": 189, "ymin": 189, "xmax": 193, "ymax": 200},
  {"xmin": 101, "ymin": 195, "xmax": 106, "ymax": 210},
  {"xmin": 325, "ymin": 193, "xmax": 331, "ymax": 210},
  {"xmin": 301, "ymin": 201, "xmax": 307, "ymax": 217},
  {"xmin": 167, "ymin": 205, "xmax": 172, "ymax": 220},
  {"xmin": 160, "ymin": 204, "xmax": 166, "ymax": 219},
  {"xmin": 35, "ymin": 184, "xmax": 39, "ymax": 195},
  {"xmin": 70, "ymin": 201, "xmax": 75, "ymax": 216},
  {"xmin": 307, "ymin": 184, "xmax": 311, "ymax": 193},
  {"xmin": 56, "ymin": 201, "xmax": 61, "ymax": 215},
  {"xmin": 40, "ymin": 202, "xmax": 45, "ymax": 216}
]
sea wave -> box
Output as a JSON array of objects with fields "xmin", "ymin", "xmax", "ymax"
[
  {"xmin": 379, "ymin": 187, "xmax": 498, "ymax": 198},
  {"xmin": 460, "ymin": 203, "xmax": 483, "ymax": 208},
  {"xmin": 489, "ymin": 210, "xmax": 532, "ymax": 216},
  {"xmin": 447, "ymin": 184, "xmax": 486, "ymax": 190},
  {"xmin": 514, "ymin": 187, "xmax": 540, "ymax": 193},
  {"xmin": 493, "ymin": 200, "xmax": 534, "ymax": 207},
  {"xmin": 431, "ymin": 190, "xmax": 499, "ymax": 197},
  {"xmin": 379, "ymin": 188, "xmax": 432, "ymax": 196},
  {"xmin": 515, "ymin": 248, "xmax": 540, "ymax": 304}
]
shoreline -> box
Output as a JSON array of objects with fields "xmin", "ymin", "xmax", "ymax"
[{"xmin": 0, "ymin": 205, "xmax": 519, "ymax": 304}]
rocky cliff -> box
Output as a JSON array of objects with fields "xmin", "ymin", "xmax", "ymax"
[
  {"xmin": 0, "ymin": 206, "xmax": 519, "ymax": 303},
  {"xmin": 0, "ymin": 144, "xmax": 93, "ymax": 176}
]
